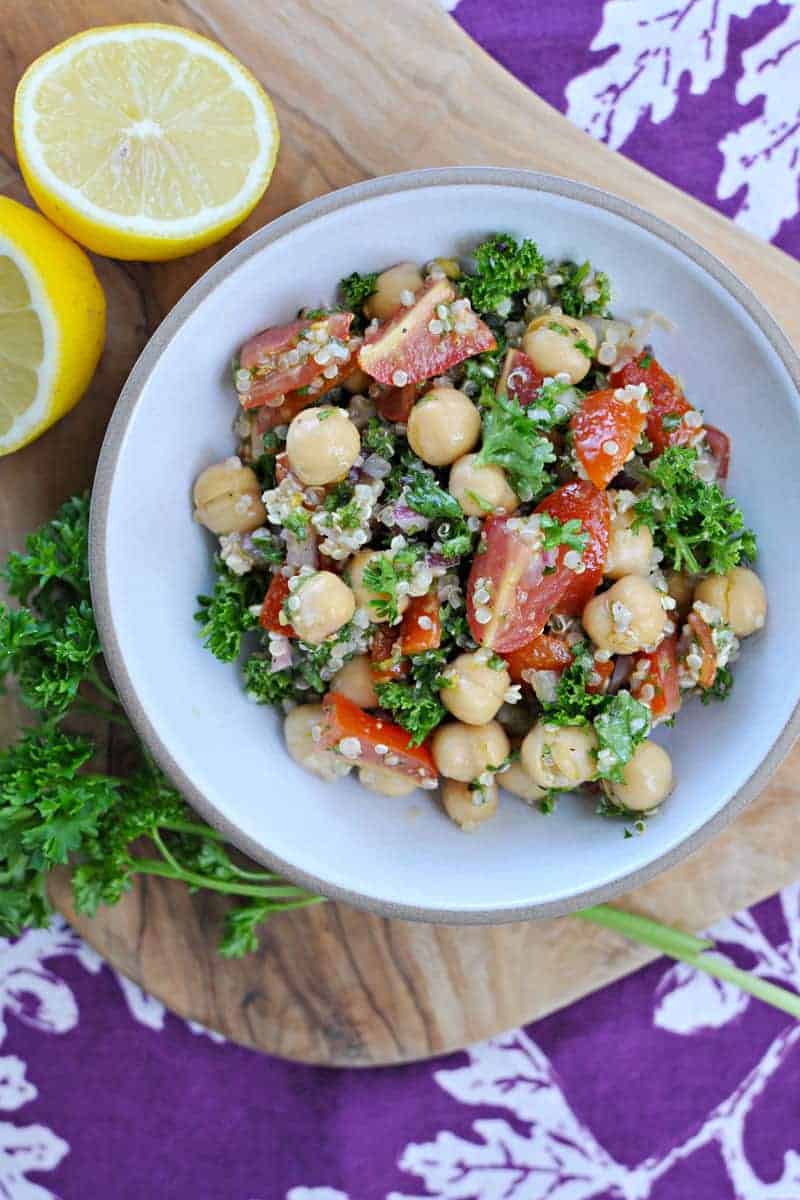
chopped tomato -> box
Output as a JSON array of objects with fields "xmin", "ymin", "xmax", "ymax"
[
  {"xmin": 631, "ymin": 636, "xmax": 681, "ymax": 719},
  {"xmin": 571, "ymin": 388, "xmax": 646, "ymax": 489},
  {"xmin": 497, "ymin": 348, "xmax": 544, "ymax": 406},
  {"xmin": 535, "ymin": 481, "xmax": 611, "ymax": 616},
  {"xmin": 504, "ymin": 633, "xmax": 574, "ymax": 683},
  {"xmin": 687, "ymin": 612, "xmax": 718, "ymax": 689},
  {"xmin": 587, "ymin": 657, "xmax": 615, "ymax": 695},
  {"xmin": 358, "ymin": 279, "xmax": 496, "ymax": 385},
  {"xmin": 274, "ymin": 451, "xmax": 291, "ymax": 484},
  {"xmin": 375, "ymin": 382, "xmax": 417, "ymax": 423},
  {"xmin": 466, "ymin": 515, "xmax": 569, "ymax": 652},
  {"xmin": 398, "ymin": 592, "xmax": 441, "ymax": 655},
  {"xmin": 241, "ymin": 312, "xmax": 354, "ymax": 409},
  {"xmin": 259, "ymin": 573, "xmax": 295, "ymax": 637},
  {"xmin": 610, "ymin": 352, "xmax": 694, "ymax": 457},
  {"xmin": 369, "ymin": 627, "xmax": 407, "ymax": 684},
  {"xmin": 321, "ymin": 692, "xmax": 437, "ymax": 783},
  {"xmin": 704, "ymin": 425, "xmax": 730, "ymax": 482}
]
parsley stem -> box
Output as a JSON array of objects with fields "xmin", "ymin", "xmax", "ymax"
[
  {"xmin": 156, "ymin": 819, "xmax": 285, "ymax": 882},
  {"xmin": 133, "ymin": 858, "xmax": 315, "ymax": 900},
  {"xmin": 86, "ymin": 664, "xmax": 123, "ymax": 708},
  {"xmin": 578, "ymin": 905, "xmax": 800, "ymax": 1020}
]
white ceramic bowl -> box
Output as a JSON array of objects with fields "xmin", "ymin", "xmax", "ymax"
[{"xmin": 91, "ymin": 168, "xmax": 800, "ymax": 922}]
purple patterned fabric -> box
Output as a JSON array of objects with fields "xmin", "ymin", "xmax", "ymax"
[{"xmin": 4, "ymin": 4, "xmax": 800, "ymax": 1197}]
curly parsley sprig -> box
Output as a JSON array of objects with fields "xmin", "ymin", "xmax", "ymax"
[{"xmin": 0, "ymin": 497, "xmax": 322, "ymax": 956}]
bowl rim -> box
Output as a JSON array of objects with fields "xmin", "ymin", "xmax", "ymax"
[{"xmin": 90, "ymin": 165, "xmax": 800, "ymax": 924}]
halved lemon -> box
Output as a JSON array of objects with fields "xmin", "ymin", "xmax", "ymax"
[
  {"xmin": 14, "ymin": 24, "xmax": 279, "ymax": 261},
  {"xmin": 0, "ymin": 197, "xmax": 105, "ymax": 457}
]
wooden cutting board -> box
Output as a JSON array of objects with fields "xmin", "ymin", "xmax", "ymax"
[{"xmin": 2, "ymin": 0, "xmax": 800, "ymax": 1067}]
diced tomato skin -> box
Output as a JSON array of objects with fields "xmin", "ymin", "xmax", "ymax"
[
  {"xmin": 687, "ymin": 613, "xmax": 718, "ymax": 689},
  {"xmin": 375, "ymin": 383, "xmax": 418, "ymax": 423},
  {"xmin": 704, "ymin": 425, "xmax": 730, "ymax": 482},
  {"xmin": 503, "ymin": 633, "xmax": 574, "ymax": 683},
  {"xmin": 571, "ymin": 389, "xmax": 646, "ymax": 489},
  {"xmin": 535, "ymin": 481, "xmax": 611, "ymax": 616},
  {"xmin": 497, "ymin": 348, "xmax": 544, "ymax": 406},
  {"xmin": 587, "ymin": 658, "xmax": 615, "ymax": 695},
  {"xmin": 358, "ymin": 279, "xmax": 496, "ymax": 385},
  {"xmin": 241, "ymin": 313, "xmax": 354, "ymax": 409},
  {"xmin": 259, "ymin": 573, "xmax": 295, "ymax": 637},
  {"xmin": 631, "ymin": 636, "xmax": 681, "ymax": 718},
  {"xmin": 369, "ymin": 627, "xmax": 407, "ymax": 684},
  {"xmin": 610, "ymin": 353, "xmax": 697, "ymax": 457},
  {"xmin": 321, "ymin": 692, "xmax": 437, "ymax": 781},
  {"xmin": 399, "ymin": 593, "xmax": 442, "ymax": 656}
]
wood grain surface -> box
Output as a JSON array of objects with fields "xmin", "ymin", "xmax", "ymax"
[{"xmin": 2, "ymin": 0, "xmax": 799, "ymax": 1066}]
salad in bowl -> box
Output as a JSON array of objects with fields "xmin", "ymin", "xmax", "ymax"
[{"xmin": 192, "ymin": 234, "xmax": 765, "ymax": 835}]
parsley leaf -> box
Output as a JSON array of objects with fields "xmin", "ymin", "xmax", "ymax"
[
  {"xmin": 634, "ymin": 447, "xmax": 757, "ymax": 574},
  {"xmin": 557, "ymin": 260, "xmax": 612, "ymax": 318},
  {"xmin": 543, "ymin": 643, "xmax": 605, "ymax": 726},
  {"xmin": 340, "ymin": 270, "xmax": 378, "ymax": 310},
  {"xmin": 539, "ymin": 514, "xmax": 589, "ymax": 554},
  {"xmin": 476, "ymin": 391, "xmax": 556, "ymax": 501},
  {"xmin": 194, "ymin": 561, "xmax": 260, "ymax": 663},
  {"xmin": 376, "ymin": 649, "xmax": 450, "ymax": 745},
  {"xmin": 462, "ymin": 234, "xmax": 545, "ymax": 314},
  {"xmin": 362, "ymin": 547, "xmax": 422, "ymax": 623},
  {"xmin": 593, "ymin": 692, "xmax": 651, "ymax": 783},
  {"xmin": 362, "ymin": 418, "xmax": 397, "ymax": 461}
]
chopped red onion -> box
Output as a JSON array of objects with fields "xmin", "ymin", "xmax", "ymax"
[
  {"xmin": 393, "ymin": 504, "xmax": 429, "ymax": 532},
  {"xmin": 609, "ymin": 654, "xmax": 633, "ymax": 694},
  {"xmin": 269, "ymin": 635, "xmax": 293, "ymax": 673},
  {"xmin": 283, "ymin": 527, "xmax": 318, "ymax": 568},
  {"xmin": 362, "ymin": 453, "xmax": 391, "ymax": 479}
]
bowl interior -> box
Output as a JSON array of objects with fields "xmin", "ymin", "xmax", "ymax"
[{"xmin": 94, "ymin": 173, "xmax": 800, "ymax": 920}]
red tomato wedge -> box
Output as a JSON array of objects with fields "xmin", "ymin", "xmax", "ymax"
[
  {"xmin": 535, "ymin": 481, "xmax": 611, "ymax": 617},
  {"xmin": 259, "ymin": 573, "xmax": 295, "ymax": 637},
  {"xmin": 631, "ymin": 636, "xmax": 681, "ymax": 719},
  {"xmin": 609, "ymin": 352, "xmax": 694, "ymax": 458},
  {"xmin": 321, "ymin": 692, "xmax": 437, "ymax": 783},
  {"xmin": 704, "ymin": 425, "xmax": 730, "ymax": 482},
  {"xmin": 358, "ymin": 279, "xmax": 496, "ymax": 385},
  {"xmin": 369, "ymin": 627, "xmax": 407, "ymax": 685},
  {"xmin": 241, "ymin": 313, "xmax": 354, "ymax": 409},
  {"xmin": 571, "ymin": 388, "xmax": 646, "ymax": 489},
  {"xmin": 587, "ymin": 658, "xmax": 615, "ymax": 695},
  {"xmin": 466, "ymin": 516, "xmax": 568, "ymax": 652},
  {"xmin": 504, "ymin": 633, "xmax": 574, "ymax": 683},
  {"xmin": 497, "ymin": 348, "xmax": 544, "ymax": 406},
  {"xmin": 398, "ymin": 592, "xmax": 442, "ymax": 656},
  {"xmin": 375, "ymin": 382, "xmax": 418, "ymax": 423},
  {"xmin": 687, "ymin": 612, "xmax": 718, "ymax": 689}
]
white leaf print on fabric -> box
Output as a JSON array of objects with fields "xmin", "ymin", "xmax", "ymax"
[
  {"xmin": 285, "ymin": 1190, "xmax": 350, "ymax": 1199},
  {"xmin": 0, "ymin": 1059, "xmax": 36, "ymax": 1114},
  {"xmin": 0, "ymin": 1121, "xmax": 68, "ymax": 1200},
  {"xmin": 653, "ymin": 881, "xmax": 800, "ymax": 1035},
  {"xmin": 654, "ymin": 956, "xmax": 750, "ymax": 1033},
  {"xmin": 718, "ymin": 4, "xmax": 800, "ymax": 238},
  {"xmin": 390, "ymin": 1022, "xmax": 800, "ymax": 1200},
  {"xmin": 565, "ymin": 0, "xmax": 769, "ymax": 149},
  {"xmin": 0, "ymin": 927, "xmax": 82, "ymax": 1047}
]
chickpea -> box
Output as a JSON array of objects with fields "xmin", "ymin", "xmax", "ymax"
[
  {"xmin": 407, "ymin": 387, "xmax": 481, "ymax": 467},
  {"xmin": 359, "ymin": 764, "xmax": 418, "ymax": 797},
  {"xmin": 604, "ymin": 491, "xmax": 653, "ymax": 579},
  {"xmin": 449, "ymin": 453, "xmax": 519, "ymax": 518},
  {"xmin": 666, "ymin": 569, "xmax": 694, "ymax": 620},
  {"xmin": 289, "ymin": 571, "xmax": 355, "ymax": 644},
  {"xmin": 331, "ymin": 655, "xmax": 378, "ymax": 708},
  {"xmin": 582, "ymin": 575, "xmax": 667, "ymax": 654},
  {"xmin": 431, "ymin": 720, "xmax": 510, "ymax": 783},
  {"xmin": 521, "ymin": 721, "xmax": 598, "ymax": 791},
  {"xmin": 694, "ymin": 567, "xmax": 767, "ymax": 638},
  {"xmin": 364, "ymin": 262, "xmax": 424, "ymax": 321},
  {"xmin": 193, "ymin": 458, "xmax": 266, "ymax": 535},
  {"xmin": 286, "ymin": 406, "xmax": 360, "ymax": 486},
  {"xmin": 347, "ymin": 549, "xmax": 409, "ymax": 623},
  {"xmin": 441, "ymin": 778, "xmax": 499, "ymax": 832},
  {"xmin": 500, "ymin": 761, "xmax": 548, "ymax": 805},
  {"xmin": 284, "ymin": 704, "xmax": 342, "ymax": 782},
  {"xmin": 608, "ymin": 740, "xmax": 673, "ymax": 811},
  {"xmin": 441, "ymin": 651, "xmax": 510, "ymax": 725},
  {"xmin": 522, "ymin": 310, "xmax": 597, "ymax": 385}
]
